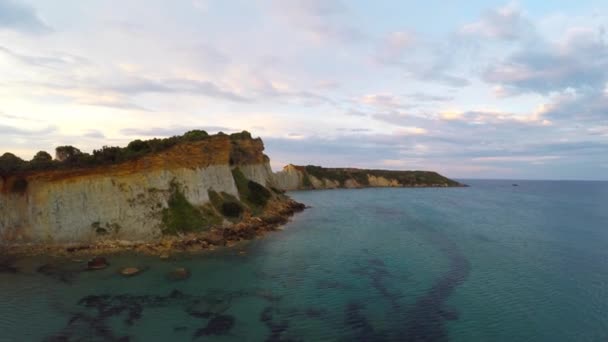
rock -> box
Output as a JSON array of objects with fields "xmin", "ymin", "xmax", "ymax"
[
  {"xmin": 167, "ymin": 267, "xmax": 190, "ymax": 281},
  {"xmin": 120, "ymin": 267, "xmax": 141, "ymax": 277},
  {"xmin": 0, "ymin": 264, "xmax": 17, "ymax": 273},
  {"xmin": 159, "ymin": 253, "xmax": 170, "ymax": 259},
  {"xmin": 87, "ymin": 256, "xmax": 109, "ymax": 270}
]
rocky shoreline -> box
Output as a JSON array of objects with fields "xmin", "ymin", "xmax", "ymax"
[{"xmin": 0, "ymin": 199, "xmax": 306, "ymax": 258}]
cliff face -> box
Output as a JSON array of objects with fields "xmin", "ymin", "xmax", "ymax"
[
  {"xmin": 274, "ymin": 164, "xmax": 463, "ymax": 191},
  {"xmin": 0, "ymin": 132, "xmax": 462, "ymax": 248},
  {"xmin": 0, "ymin": 134, "xmax": 277, "ymax": 245}
]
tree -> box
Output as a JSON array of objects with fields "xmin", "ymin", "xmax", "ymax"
[
  {"xmin": 32, "ymin": 151, "xmax": 52, "ymax": 163},
  {"xmin": 55, "ymin": 146, "xmax": 82, "ymax": 162},
  {"xmin": 0, "ymin": 153, "xmax": 25, "ymax": 173}
]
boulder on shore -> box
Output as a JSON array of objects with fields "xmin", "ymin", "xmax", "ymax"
[{"xmin": 87, "ymin": 256, "xmax": 109, "ymax": 270}]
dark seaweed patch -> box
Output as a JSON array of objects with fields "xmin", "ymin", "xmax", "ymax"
[
  {"xmin": 305, "ymin": 307, "xmax": 327, "ymax": 319},
  {"xmin": 37, "ymin": 263, "xmax": 79, "ymax": 283},
  {"xmin": 47, "ymin": 288, "xmax": 284, "ymax": 341},
  {"xmin": 259, "ymin": 306, "xmax": 293, "ymax": 342},
  {"xmin": 0, "ymin": 261, "xmax": 17, "ymax": 273},
  {"xmin": 193, "ymin": 315, "xmax": 235, "ymax": 338},
  {"xmin": 316, "ymin": 279, "xmax": 352, "ymax": 290},
  {"xmin": 399, "ymin": 231, "xmax": 470, "ymax": 341},
  {"xmin": 344, "ymin": 301, "xmax": 388, "ymax": 341},
  {"xmin": 351, "ymin": 258, "xmax": 402, "ymax": 310}
]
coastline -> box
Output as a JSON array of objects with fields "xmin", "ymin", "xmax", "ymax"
[{"xmin": 0, "ymin": 198, "xmax": 306, "ymax": 258}]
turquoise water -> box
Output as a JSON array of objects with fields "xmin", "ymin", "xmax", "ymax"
[{"xmin": 1, "ymin": 180, "xmax": 607, "ymax": 341}]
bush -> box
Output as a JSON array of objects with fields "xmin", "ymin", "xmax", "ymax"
[
  {"xmin": 161, "ymin": 182, "xmax": 221, "ymax": 235},
  {"xmin": 221, "ymin": 202, "xmax": 243, "ymax": 218},
  {"xmin": 0, "ymin": 153, "xmax": 25, "ymax": 173},
  {"xmin": 182, "ymin": 130, "xmax": 209, "ymax": 141},
  {"xmin": 32, "ymin": 151, "xmax": 52, "ymax": 163},
  {"xmin": 229, "ymin": 131, "xmax": 252, "ymax": 140},
  {"xmin": 247, "ymin": 180, "xmax": 272, "ymax": 206},
  {"xmin": 55, "ymin": 146, "xmax": 82, "ymax": 162},
  {"xmin": 126, "ymin": 139, "xmax": 149, "ymax": 153}
]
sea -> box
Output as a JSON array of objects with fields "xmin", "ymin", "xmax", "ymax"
[{"xmin": 0, "ymin": 180, "xmax": 607, "ymax": 341}]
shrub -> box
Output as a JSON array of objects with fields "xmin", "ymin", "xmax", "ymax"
[
  {"xmin": 231, "ymin": 167, "xmax": 273, "ymax": 212},
  {"xmin": 182, "ymin": 130, "xmax": 209, "ymax": 141},
  {"xmin": 55, "ymin": 146, "xmax": 82, "ymax": 162},
  {"xmin": 221, "ymin": 202, "xmax": 243, "ymax": 218},
  {"xmin": 32, "ymin": 151, "xmax": 52, "ymax": 163},
  {"xmin": 126, "ymin": 139, "xmax": 149, "ymax": 153},
  {"xmin": 247, "ymin": 180, "xmax": 272, "ymax": 206},
  {"xmin": 161, "ymin": 181, "xmax": 221, "ymax": 235},
  {"xmin": 229, "ymin": 131, "xmax": 252, "ymax": 140},
  {"xmin": 0, "ymin": 153, "xmax": 25, "ymax": 173}
]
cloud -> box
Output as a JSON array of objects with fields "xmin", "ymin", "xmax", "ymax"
[
  {"xmin": 483, "ymin": 26, "xmax": 608, "ymax": 94},
  {"xmin": 471, "ymin": 155, "xmax": 561, "ymax": 163},
  {"xmin": 0, "ymin": 46, "xmax": 87, "ymax": 69},
  {"xmin": 375, "ymin": 31, "xmax": 416, "ymax": 64},
  {"xmin": 0, "ymin": 0, "xmax": 51, "ymax": 34},
  {"xmin": 438, "ymin": 109, "xmax": 548, "ymax": 126},
  {"xmin": 360, "ymin": 94, "xmax": 403, "ymax": 109},
  {"xmin": 270, "ymin": 0, "xmax": 365, "ymax": 43},
  {"xmin": 536, "ymin": 89, "xmax": 608, "ymax": 122},
  {"xmin": 83, "ymin": 130, "xmax": 106, "ymax": 139},
  {"xmin": 120, "ymin": 125, "xmax": 236, "ymax": 137},
  {"xmin": 405, "ymin": 93, "xmax": 453, "ymax": 103},
  {"xmin": 0, "ymin": 124, "xmax": 57, "ymax": 136},
  {"xmin": 459, "ymin": 3, "xmax": 534, "ymax": 41}
]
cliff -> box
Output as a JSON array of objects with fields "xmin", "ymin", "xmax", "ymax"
[
  {"xmin": 0, "ymin": 132, "xmax": 293, "ymax": 247},
  {"xmin": 0, "ymin": 130, "xmax": 462, "ymax": 252},
  {"xmin": 274, "ymin": 164, "xmax": 463, "ymax": 190}
]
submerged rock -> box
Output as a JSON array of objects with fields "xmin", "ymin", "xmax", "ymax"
[
  {"xmin": 120, "ymin": 267, "xmax": 141, "ymax": 277},
  {"xmin": 167, "ymin": 267, "xmax": 190, "ymax": 281},
  {"xmin": 87, "ymin": 256, "xmax": 109, "ymax": 270},
  {"xmin": 194, "ymin": 315, "xmax": 235, "ymax": 338}
]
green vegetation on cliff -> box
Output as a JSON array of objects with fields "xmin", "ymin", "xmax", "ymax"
[
  {"xmin": 0, "ymin": 130, "xmax": 255, "ymax": 176},
  {"xmin": 231, "ymin": 168, "xmax": 273, "ymax": 213},
  {"xmin": 208, "ymin": 190, "xmax": 244, "ymax": 220},
  {"xmin": 302, "ymin": 165, "xmax": 462, "ymax": 187},
  {"xmin": 161, "ymin": 181, "xmax": 222, "ymax": 235}
]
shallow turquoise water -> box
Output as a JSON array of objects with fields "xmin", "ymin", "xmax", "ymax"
[{"xmin": 1, "ymin": 180, "xmax": 607, "ymax": 341}]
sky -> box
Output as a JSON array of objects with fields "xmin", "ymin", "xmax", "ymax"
[{"xmin": 0, "ymin": 0, "xmax": 607, "ymax": 180}]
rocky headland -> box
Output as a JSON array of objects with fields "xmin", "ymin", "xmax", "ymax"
[{"xmin": 0, "ymin": 130, "xmax": 462, "ymax": 256}]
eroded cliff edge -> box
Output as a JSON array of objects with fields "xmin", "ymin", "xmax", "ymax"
[
  {"xmin": 0, "ymin": 130, "xmax": 462, "ymax": 253},
  {"xmin": 274, "ymin": 164, "xmax": 463, "ymax": 190},
  {"xmin": 0, "ymin": 131, "xmax": 302, "ymax": 249}
]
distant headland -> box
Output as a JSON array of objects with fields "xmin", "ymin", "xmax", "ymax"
[{"xmin": 0, "ymin": 130, "xmax": 463, "ymax": 255}]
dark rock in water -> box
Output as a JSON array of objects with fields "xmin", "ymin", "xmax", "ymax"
[
  {"xmin": 305, "ymin": 307, "xmax": 327, "ymax": 318},
  {"xmin": 120, "ymin": 267, "xmax": 143, "ymax": 277},
  {"xmin": 512, "ymin": 184, "xmax": 519, "ymax": 187},
  {"xmin": 37, "ymin": 263, "xmax": 77, "ymax": 283},
  {"xmin": 194, "ymin": 315, "xmax": 235, "ymax": 338},
  {"xmin": 87, "ymin": 257, "xmax": 109, "ymax": 270},
  {"xmin": 0, "ymin": 263, "xmax": 17, "ymax": 273},
  {"xmin": 167, "ymin": 267, "xmax": 190, "ymax": 281}
]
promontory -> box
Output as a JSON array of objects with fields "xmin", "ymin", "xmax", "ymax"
[{"xmin": 0, "ymin": 130, "xmax": 462, "ymax": 255}]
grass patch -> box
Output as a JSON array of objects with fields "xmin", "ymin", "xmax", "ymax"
[
  {"xmin": 208, "ymin": 190, "xmax": 244, "ymax": 219},
  {"xmin": 232, "ymin": 168, "xmax": 273, "ymax": 214},
  {"xmin": 161, "ymin": 181, "xmax": 221, "ymax": 235}
]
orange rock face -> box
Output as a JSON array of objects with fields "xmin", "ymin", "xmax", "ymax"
[{"xmin": 0, "ymin": 135, "xmax": 268, "ymax": 193}]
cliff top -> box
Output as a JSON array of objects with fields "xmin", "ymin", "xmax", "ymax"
[
  {"xmin": 0, "ymin": 130, "xmax": 266, "ymax": 179},
  {"xmin": 288, "ymin": 164, "xmax": 463, "ymax": 187}
]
